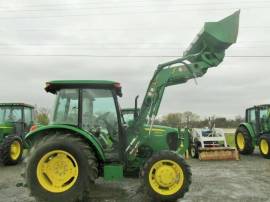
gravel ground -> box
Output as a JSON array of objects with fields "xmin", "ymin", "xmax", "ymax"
[{"xmin": 0, "ymin": 149, "xmax": 269, "ymax": 202}]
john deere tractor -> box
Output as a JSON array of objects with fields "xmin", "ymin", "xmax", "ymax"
[
  {"xmin": 0, "ymin": 103, "xmax": 35, "ymax": 165},
  {"xmin": 23, "ymin": 11, "xmax": 239, "ymax": 202},
  {"xmin": 235, "ymin": 105, "xmax": 270, "ymax": 159}
]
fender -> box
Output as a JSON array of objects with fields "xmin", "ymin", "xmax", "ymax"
[
  {"xmin": 25, "ymin": 124, "xmax": 105, "ymax": 161},
  {"xmin": 238, "ymin": 123, "xmax": 256, "ymax": 146}
]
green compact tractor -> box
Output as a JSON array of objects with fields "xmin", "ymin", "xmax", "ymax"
[
  {"xmin": 0, "ymin": 103, "xmax": 35, "ymax": 165},
  {"xmin": 24, "ymin": 11, "xmax": 239, "ymax": 202},
  {"xmin": 235, "ymin": 105, "xmax": 270, "ymax": 158}
]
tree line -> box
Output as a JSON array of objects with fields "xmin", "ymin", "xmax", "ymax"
[
  {"xmin": 154, "ymin": 111, "xmax": 244, "ymax": 129},
  {"xmin": 34, "ymin": 107, "xmax": 244, "ymax": 129}
]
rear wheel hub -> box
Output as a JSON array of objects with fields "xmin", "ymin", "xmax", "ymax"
[
  {"xmin": 236, "ymin": 132, "xmax": 245, "ymax": 150},
  {"xmin": 37, "ymin": 150, "xmax": 79, "ymax": 193}
]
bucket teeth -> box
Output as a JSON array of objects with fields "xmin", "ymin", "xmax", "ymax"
[{"xmin": 198, "ymin": 147, "xmax": 239, "ymax": 161}]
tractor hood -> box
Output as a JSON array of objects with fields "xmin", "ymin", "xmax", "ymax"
[
  {"xmin": 143, "ymin": 124, "xmax": 178, "ymax": 135},
  {"xmin": 0, "ymin": 123, "xmax": 14, "ymax": 143}
]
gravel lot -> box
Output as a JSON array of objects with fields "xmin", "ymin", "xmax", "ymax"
[{"xmin": 0, "ymin": 149, "xmax": 269, "ymax": 202}]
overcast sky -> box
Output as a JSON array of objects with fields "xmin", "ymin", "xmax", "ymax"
[{"xmin": 0, "ymin": 0, "xmax": 269, "ymax": 119}]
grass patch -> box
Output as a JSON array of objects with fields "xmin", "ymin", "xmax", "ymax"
[{"xmin": 225, "ymin": 133, "xmax": 235, "ymax": 147}]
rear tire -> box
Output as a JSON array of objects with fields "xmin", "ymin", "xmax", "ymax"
[
  {"xmin": 259, "ymin": 135, "xmax": 270, "ymax": 159},
  {"xmin": 141, "ymin": 150, "xmax": 191, "ymax": 202},
  {"xmin": 189, "ymin": 142, "xmax": 199, "ymax": 159},
  {"xmin": 189, "ymin": 145, "xmax": 199, "ymax": 159},
  {"xmin": 235, "ymin": 126, "xmax": 254, "ymax": 155},
  {"xmin": 1, "ymin": 135, "xmax": 23, "ymax": 166},
  {"xmin": 25, "ymin": 133, "xmax": 98, "ymax": 202}
]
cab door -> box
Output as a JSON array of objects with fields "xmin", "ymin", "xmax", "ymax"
[
  {"xmin": 246, "ymin": 108, "xmax": 258, "ymax": 135},
  {"xmin": 23, "ymin": 107, "xmax": 34, "ymax": 134},
  {"xmin": 81, "ymin": 89, "xmax": 121, "ymax": 161},
  {"xmin": 258, "ymin": 106, "xmax": 270, "ymax": 133}
]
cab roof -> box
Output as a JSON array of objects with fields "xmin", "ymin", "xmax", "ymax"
[
  {"xmin": 45, "ymin": 80, "xmax": 122, "ymax": 96},
  {"xmin": 0, "ymin": 103, "xmax": 34, "ymax": 108},
  {"xmin": 247, "ymin": 104, "xmax": 270, "ymax": 109}
]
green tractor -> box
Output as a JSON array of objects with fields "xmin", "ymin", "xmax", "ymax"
[
  {"xmin": 23, "ymin": 11, "xmax": 239, "ymax": 202},
  {"xmin": 235, "ymin": 105, "xmax": 270, "ymax": 159},
  {"xmin": 0, "ymin": 103, "xmax": 35, "ymax": 165}
]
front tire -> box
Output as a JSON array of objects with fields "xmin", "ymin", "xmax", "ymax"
[
  {"xmin": 25, "ymin": 134, "xmax": 98, "ymax": 202},
  {"xmin": 259, "ymin": 135, "xmax": 270, "ymax": 159},
  {"xmin": 235, "ymin": 126, "xmax": 254, "ymax": 155},
  {"xmin": 1, "ymin": 135, "xmax": 23, "ymax": 165},
  {"xmin": 141, "ymin": 151, "xmax": 191, "ymax": 202},
  {"xmin": 189, "ymin": 141, "xmax": 199, "ymax": 159}
]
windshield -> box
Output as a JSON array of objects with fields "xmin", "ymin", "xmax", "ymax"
[
  {"xmin": 53, "ymin": 89, "xmax": 79, "ymax": 125},
  {"xmin": 0, "ymin": 106, "xmax": 23, "ymax": 123}
]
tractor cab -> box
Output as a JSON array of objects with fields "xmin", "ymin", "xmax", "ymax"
[
  {"xmin": 45, "ymin": 80, "xmax": 125, "ymax": 160},
  {"xmin": 245, "ymin": 105, "xmax": 270, "ymax": 135},
  {"xmin": 0, "ymin": 103, "xmax": 35, "ymax": 138},
  {"xmin": 0, "ymin": 103, "xmax": 35, "ymax": 165}
]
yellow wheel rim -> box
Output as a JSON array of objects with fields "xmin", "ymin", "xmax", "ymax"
[
  {"xmin": 149, "ymin": 160, "xmax": 184, "ymax": 196},
  {"xmin": 37, "ymin": 150, "xmax": 79, "ymax": 193},
  {"xmin": 260, "ymin": 139, "xmax": 269, "ymax": 155},
  {"xmin": 236, "ymin": 133, "xmax": 245, "ymax": 150},
  {"xmin": 10, "ymin": 140, "xmax": 21, "ymax": 160}
]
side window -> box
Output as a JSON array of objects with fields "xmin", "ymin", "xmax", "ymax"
[
  {"xmin": 82, "ymin": 89, "xmax": 118, "ymax": 139},
  {"xmin": 24, "ymin": 108, "xmax": 33, "ymax": 127},
  {"xmin": 248, "ymin": 109, "xmax": 256, "ymax": 123},
  {"xmin": 10, "ymin": 108, "xmax": 22, "ymax": 122},
  {"xmin": 259, "ymin": 107, "xmax": 270, "ymax": 132},
  {"xmin": 247, "ymin": 108, "xmax": 257, "ymax": 132},
  {"xmin": 54, "ymin": 89, "xmax": 79, "ymax": 125},
  {"xmin": 3, "ymin": 108, "xmax": 11, "ymax": 121}
]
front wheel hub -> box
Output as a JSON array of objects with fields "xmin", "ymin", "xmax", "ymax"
[
  {"xmin": 149, "ymin": 160, "xmax": 184, "ymax": 195},
  {"xmin": 260, "ymin": 139, "xmax": 269, "ymax": 155},
  {"xmin": 155, "ymin": 166, "xmax": 177, "ymax": 187}
]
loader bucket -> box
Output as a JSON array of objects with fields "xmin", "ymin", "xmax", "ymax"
[
  {"xmin": 183, "ymin": 10, "xmax": 240, "ymax": 64},
  {"xmin": 199, "ymin": 147, "xmax": 240, "ymax": 161}
]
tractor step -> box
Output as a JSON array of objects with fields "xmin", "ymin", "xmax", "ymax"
[{"xmin": 199, "ymin": 147, "xmax": 239, "ymax": 161}]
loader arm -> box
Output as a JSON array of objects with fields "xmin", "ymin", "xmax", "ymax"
[{"xmin": 126, "ymin": 11, "xmax": 240, "ymax": 155}]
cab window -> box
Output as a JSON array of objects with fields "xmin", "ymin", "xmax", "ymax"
[
  {"xmin": 24, "ymin": 107, "xmax": 33, "ymax": 129},
  {"xmin": 82, "ymin": 89, "xmax": 119, "ymax": 153},
  {"xmin": 53, "ymin": 89, "xmax": 79, "ymax": 125}
]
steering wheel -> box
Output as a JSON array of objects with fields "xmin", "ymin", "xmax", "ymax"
[{"xmin": 95, "ymin": 112, "xmax": 118, "ymax": 143}]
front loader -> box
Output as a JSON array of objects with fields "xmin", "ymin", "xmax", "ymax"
[
  {"xmin": 235, "ymin": 104, "xmax": 270, "ymax": 158},
  {"xmin": 23, "ymin": 11, "xmax": 239, "ymax": 202}
]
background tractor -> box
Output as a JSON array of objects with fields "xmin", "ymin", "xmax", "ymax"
[
  {"xmin": 235, "ymin": 104, "xmax": 270, "ymax": 158},
  {"xmin": 0, "ymin": 103, "xmax": 35, "ymax": 165},
  {"xmin": 23, "ymin": 11, "xmax": 239, "ymax": 202}
]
